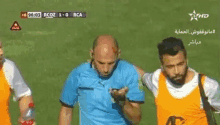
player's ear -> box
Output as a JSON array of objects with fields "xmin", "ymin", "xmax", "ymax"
[
  {"xmin": 161, "ymin": 65, "xmax": 164, "ymax": 71},
  {"xmin": 89, "ymin": 49, "xmax": 94, "ymax": 58},
  {"xmin": 160, "ymin": 62, "xmax": 164, "ymax": 71}
]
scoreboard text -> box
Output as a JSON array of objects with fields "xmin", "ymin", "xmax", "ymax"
[{"xmin": 21, "ymin": 11, "xmax": 86, "ymax": 19}]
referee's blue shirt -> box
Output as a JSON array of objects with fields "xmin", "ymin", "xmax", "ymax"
[{"xmin": 60, "ymin": 59, "xmax": 145, "ymax": 125}]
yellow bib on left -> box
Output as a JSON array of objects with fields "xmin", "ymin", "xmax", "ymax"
[{"xmin": 0, "ymin": 65, "xmax": 12, "ymax": 125}]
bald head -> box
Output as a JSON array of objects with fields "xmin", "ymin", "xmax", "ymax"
[
  {"xmin": 91, "ymin": 35, "xmax": 120, "ymax": 77},
  {"xmin": 93, "ymin": 35, "xmax": 119, "ymax": 59},
  {"xmin": 93, "ymin": 35, "xmax": 119, "ymax": 51}
]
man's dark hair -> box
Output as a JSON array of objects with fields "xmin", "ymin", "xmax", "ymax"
[
  {"xmin": 92, "ymin": 36, "xmax": 119, "ymax": 50},
  {"xmin": 157, "ymin": 37, "xmax": 187, "ymax": 63}
]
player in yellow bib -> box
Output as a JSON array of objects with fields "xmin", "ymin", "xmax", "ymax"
[
  {"xmin": 0, "ymin": 42, "xmax": 36, "ymax": 125},
  {"xmin": 136, "ymin": 37, "xmax": 220, "ymax": 125}
]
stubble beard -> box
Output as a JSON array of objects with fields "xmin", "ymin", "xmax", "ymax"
[
  {"xmin": 93, "ymin": 61, "xmax": 109, "ymax": 77},
  {"xmin": 167, "ymin": 66, "xmax": 188, "ymax": 86}
]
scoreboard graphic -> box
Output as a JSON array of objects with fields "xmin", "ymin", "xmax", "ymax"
[{"xmin": 20, "ymin": 11, "xmax": 86, "ymax": 18}]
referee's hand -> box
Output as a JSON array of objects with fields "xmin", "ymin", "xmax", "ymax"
[{"xmin": 110, "ymin": 87, "xmax": 128, "ymax": 101}]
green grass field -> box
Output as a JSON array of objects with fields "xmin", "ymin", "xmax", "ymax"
[{"xmin": 0, "ymin": 0, "xmax": 219, "ymax": 124}]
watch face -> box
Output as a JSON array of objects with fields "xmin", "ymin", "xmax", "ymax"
[
  {"xmin": 109, "ymin": 88, "xmax": 126, "ymax": 101},
  {"xmin": 111, "ymin": 88, "xmax": 120, "ymax": 91}
]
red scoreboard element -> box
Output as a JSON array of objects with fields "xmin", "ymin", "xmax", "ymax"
[{"xmin": 20, "ymin": 11, "xmax": 28, "ymax": 18}]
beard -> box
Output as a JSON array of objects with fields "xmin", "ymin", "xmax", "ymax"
[
  {"xmin": 91, "ymin": 59, "xmax": 119, "ymax": 78},
  {"xmin": 93, "ymin": 62, "xmax": 111, "ymax": 77},
  {"xmin": 167, "ymin": 66, "xmax": 188, "ymax": 86}
]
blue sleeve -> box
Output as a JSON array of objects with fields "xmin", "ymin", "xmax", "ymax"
[
  {"xmin": 59, "ymin": 69, "xmax": 79, "ymax": 107},
  {"xmin": 125, "ymin": 65, "xmax": 145, "ymax": 103}
]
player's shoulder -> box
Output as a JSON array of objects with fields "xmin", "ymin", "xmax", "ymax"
[
  {"xmin": 77, "ymin": 62, "xmax": 91, "ymax": 71},
  {"xmin": 69, "ymin": 62, "xmax": 91, "ymax": 75},
  {"xmin": 117, "ymin": 59, "xmax": 135, "ymax": 71},
  {"xmin": 2, "ymin": 58, "xmax": 16, "ymax": 70},
  {"xmin": 153, "ymin": 68, "xmax": 162, "ymax": 80},
  {"xmin": 204, "ymin": 75, "xmax": 219, "ymax": 89},
  {"xmin": 146, "ymin": 68, "xmax": 161, "ymax": 87}
]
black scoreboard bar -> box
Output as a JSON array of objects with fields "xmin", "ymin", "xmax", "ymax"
[
  {"xmin": 70, "ymin": 12, "xmax": 86, "ymax": 18},
  {"xmin": 42, "ymin": 12, "xmax": 58, "ymax": 18},
  {"xmin": 25, "ymin": 11, "xmax": 86, "ymax": 18},
  {"xmin": 57, "ymin": 12, "xmax": 72, "ymax": 18},
  {"xmin": 57, "ymin": 12, "xmax": 86, "ymax": 18}
]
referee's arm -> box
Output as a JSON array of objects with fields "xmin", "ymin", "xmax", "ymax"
[
  {"xmin": 122, "ymin": 65, "xmax": 145, "ymax": 125},
  {"xmin": 123, "ymin": 100, "xmax": 142, "ymax": 125},
  {"xmin": 59, "ymin": 102, "xmax": 73, "ymax": 125},
  {"xmin": 134, "ymin": 66, "xmax": 145, "ymax": 77},
  {"xmin": 59, "ymin": 68, "xmax": 79, "ymax": 125}
]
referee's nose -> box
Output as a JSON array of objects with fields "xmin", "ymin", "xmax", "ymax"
[
  {"xmin": 103, "ymin": 64, "xmax": 108, "ymax": 73},
  {"xmin": 103, "ymin": 64, "xmax": 109, "ymax": 73}
]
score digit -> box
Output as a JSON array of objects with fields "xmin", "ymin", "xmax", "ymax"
[{"xmin": 65, "ymin": 13, "xmax": 69, "ymax": 17}]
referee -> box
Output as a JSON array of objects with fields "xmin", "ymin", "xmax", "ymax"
[{"xmin": 59, "ymin": 35, "xmax": 145, "ymax": 125}]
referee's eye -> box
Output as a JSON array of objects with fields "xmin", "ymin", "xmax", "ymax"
[
  {"xmin": 108, "ymin": 62, "xmax": 115, "ymax": 65},
  {"xmin": 98, "ymin": 61, "xmax": 104, "ymax": 65}
]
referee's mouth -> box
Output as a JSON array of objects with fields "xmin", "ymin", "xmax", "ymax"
[
  {"xmin": 101, "ymin": 73, "xmax": 111, "ymax": 77},
  {"xmin": 102, "ymin": 74, "xmax": 110, "ymax": 77}
]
